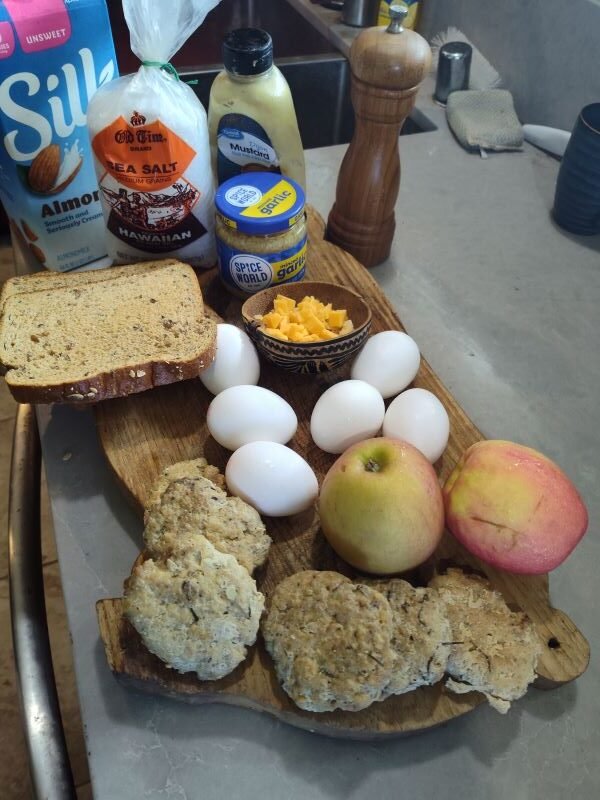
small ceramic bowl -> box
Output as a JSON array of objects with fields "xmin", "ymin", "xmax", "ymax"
[{"xmin": 241, "ymin": 281, "xmax": 372, "ymax": 374}]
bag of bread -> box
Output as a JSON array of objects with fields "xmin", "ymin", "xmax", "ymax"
[{"xmin": 87, "ymin": 0, "xmax": 220, "ymax": 268}]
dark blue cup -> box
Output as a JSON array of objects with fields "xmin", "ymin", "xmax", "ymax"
[{"xmin": 553, "ymin": 103, "xmax": 600, "ymax": 235}]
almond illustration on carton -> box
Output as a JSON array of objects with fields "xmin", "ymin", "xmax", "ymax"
[
  {"xmin": 9, "ymin": 218, "xmax": 28, "ymax": 251},
  {"xmin": 29, "ymin": 243, "xmax": 46, "ymax": 263},
  {"xmin": 20, "ymin": 219, "xmax": 38, "ymax": 241},
  {"xmin": 28, "ymin": 144, "xmax": 61, "ymax": 193},
  {"xmin": 27, "ymin": 142, "xmax": 84, "ymax": 196}
]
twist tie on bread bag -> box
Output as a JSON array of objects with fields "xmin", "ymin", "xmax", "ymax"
[
  {"xmin": 123, "ymin": 0, "xmax": 221, "ymax": 65},
  {"xmin": 141, "ymin": 61, "xmax": 181, "ymax": 81}
]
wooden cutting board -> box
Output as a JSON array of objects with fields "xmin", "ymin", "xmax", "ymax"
[{"xmin": 95, "ymin": 207, "xmax": 589, "ymax": 738}]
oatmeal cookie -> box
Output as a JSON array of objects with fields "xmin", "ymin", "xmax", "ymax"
[
  {"xmin": 429, "ymin": 569, "xmax": 541, "ymax": 713},
  {"xmin": 365, "ymin": 579, "xmax": 451, "ymax": 695},
  {"xmin": 150, "ymin": 457, "xmax": 226, "ymax": 492},
  {"xmin": 124, "ymin": 535, "xmax": 264, "ymax": 680},
  {"xmin": 144, "ymin": 459, "xmax": 271, "ymax": 574},
  {"xmin": 262, "ymin": 570, "xmax": 394, "ymax": 713}
]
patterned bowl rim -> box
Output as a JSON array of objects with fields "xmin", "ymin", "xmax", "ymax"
[
  {"xmin": 241, "ymin": 282, "xmax": 372, "ymax": 349},
  {"xmin": 246, "ymin": 319, "xmax": 371, "ymax": 350}
]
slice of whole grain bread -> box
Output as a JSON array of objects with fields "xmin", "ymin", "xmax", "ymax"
[{"xmin": 0, "ymin": 259, "xmax": 216, "ymax": 404}]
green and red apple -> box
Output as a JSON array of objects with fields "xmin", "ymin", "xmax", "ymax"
[
  {"xmin": 443, "ymin": 440, "xmax": 588, "ymax": 574},
  {"xmin": 318, "ymin": 437, "xmax": 444, "ymax": 574}
]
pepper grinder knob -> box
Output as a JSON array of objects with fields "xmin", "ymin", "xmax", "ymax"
[
  {"xmin": 326, "ymin": 3, "xmax": 431, "ymax": 268},
  {"xmin": 387, "ymin": 4, "xmax": 408, "ymax": 33}
]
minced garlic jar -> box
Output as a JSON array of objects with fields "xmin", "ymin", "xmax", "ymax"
[{"xmin": 214, "ymin": 172, "xmax": 307, "ymax": 297}]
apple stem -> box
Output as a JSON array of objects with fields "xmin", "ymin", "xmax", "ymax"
[{"xmin": 365, "ymin": 458, "xmax": 380, "ymax": 473}]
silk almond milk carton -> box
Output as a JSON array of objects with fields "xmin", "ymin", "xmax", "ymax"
[{"xmin": 0, "ymin": 0, "xmax": 117, "ymax": 271}]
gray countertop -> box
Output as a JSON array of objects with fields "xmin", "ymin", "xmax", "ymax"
[{"xmin": 38, "ymin": 16, "xmax": 599, "ymax": 800}]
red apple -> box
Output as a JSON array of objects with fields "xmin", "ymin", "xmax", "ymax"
[
  {"xmin": 318, "ymin": 437, "xmax": 444, "ymax": 574},
  {"xmin": 444, "ymin": 440, "xmax": 588, "ymax": 574}
]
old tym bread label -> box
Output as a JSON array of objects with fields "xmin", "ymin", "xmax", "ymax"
[
  {"xmin": 92, "ymin": 112, "xmax": 207, "ymax": 253},
  {"xmin": 92, "ymin": 115, "xmax": 196, "ymax": 189}
]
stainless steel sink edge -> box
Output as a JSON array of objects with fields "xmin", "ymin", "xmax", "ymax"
[{"xmin": 181, "ymin": 54, "xmax": 437, "ymax": 149}]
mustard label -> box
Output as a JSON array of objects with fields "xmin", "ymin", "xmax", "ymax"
[
  {"xmin": 216, "ymin": 113, "xmax": 281, "ymax": 184},
  {"xmin": 240, "ymin": 179, "xmax": 297, "ymax": 219}
]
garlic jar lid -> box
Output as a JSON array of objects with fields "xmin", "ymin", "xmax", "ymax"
[{"xmin": 215, "ymin": 173, "xmax": 305, "ymax": 236}]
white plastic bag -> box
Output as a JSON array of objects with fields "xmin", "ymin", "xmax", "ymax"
[{"xmin": 87, "ymin": 0, "xmax": 221, "ymax": 268}]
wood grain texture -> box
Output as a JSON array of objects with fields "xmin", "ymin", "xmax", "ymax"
[
  {"xmin": 326, "ymin": 25, "xmax": 432, "ymax": 268},
  {"xmin": 95, "ymin": 207, "xmax": 589, "ymax": 738},
  {"xmin": 350, "ymin": 24, "xmax": 432, "ymax": 90}
]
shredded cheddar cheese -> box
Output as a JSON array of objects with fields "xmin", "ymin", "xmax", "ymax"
[{"xmin": 255, "ymin": 294, "xmax": 354, "ymax": 342}]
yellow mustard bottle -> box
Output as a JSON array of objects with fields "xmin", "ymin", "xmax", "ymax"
[{"xmin": 208, "ymin": 28, "xmax": 306, "ymax": 191}]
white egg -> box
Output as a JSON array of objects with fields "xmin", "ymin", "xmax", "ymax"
[
  {"xmin": 351, "ymin": 330, "xmax": 420, "ymax": 399},
  {"xmin": 207, "ymin": 385, "xmax": 297, "ymax": 451},
  {"xmin": 226, "ymin": 441, "xmax": 318, "ymax": 516},
  {"xmin": 199, "ymin": 323, "xmax": 260, "ymax": 395},
  {"xmin": 310, "ymin": 379, "xmax": 385, "ymax": 454},
  {"xmin": 383, "ymin": 388, "xmax": 450, "ymax": 462}
]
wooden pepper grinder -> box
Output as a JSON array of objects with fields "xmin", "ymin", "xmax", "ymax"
[{"xmin": 326, "ymin": 5, "xmax": 431, "ymax": 267}]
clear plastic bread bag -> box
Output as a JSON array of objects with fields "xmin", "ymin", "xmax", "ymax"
[{"xmin": 87, "ymin": 0, "xmax": 221, "ymax": 268}]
